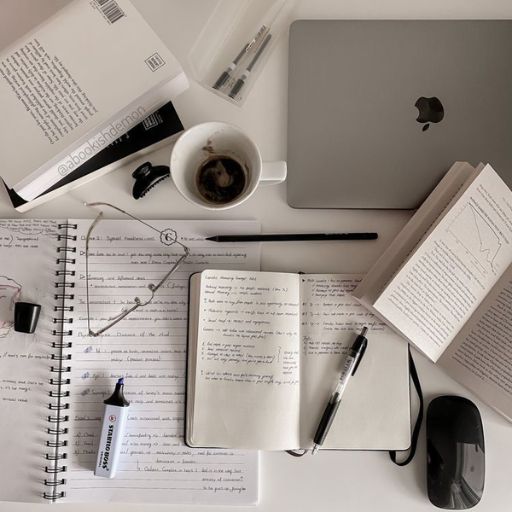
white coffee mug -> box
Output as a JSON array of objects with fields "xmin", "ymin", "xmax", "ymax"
[{"xmin": 170, "ymin": 122, "xmax": 287, "ymax": 210}]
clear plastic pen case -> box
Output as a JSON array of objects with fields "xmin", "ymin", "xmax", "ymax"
[{"xmin": 188, "ymin": 0, "xmax": 296, "ymax": 106}]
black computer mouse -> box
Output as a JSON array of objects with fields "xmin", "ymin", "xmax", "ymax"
[{"xmin": 427, "ymin": 396, "xmax": 485, "ymax": 510}]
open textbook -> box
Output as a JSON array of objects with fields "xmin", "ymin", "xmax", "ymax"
[
  {"xmin": 0, "ymin": 218, "xmax": 259, "ymax": 505},
  {"xmin": 354, "ymin": 163, "xmax": 512, "ymax": 420},
  {"xmin": 186, "ymin": 270, "xmax": 411, "ymax": 451}
]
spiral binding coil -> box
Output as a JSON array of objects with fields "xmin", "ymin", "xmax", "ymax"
[{"xmin": 44, "ymin": 223, "xmax": 76, "ymax": 501}]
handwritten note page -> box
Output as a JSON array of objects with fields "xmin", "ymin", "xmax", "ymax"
[
  {"xmin": 190, "ymin": 270, "xmax": 301, "ymax": 450},
  {"xmin": 63, "ymin": 219, "xmax": 260, "ymax": 505},
  {"xmin": 0, "ymin": 219, "xmax": 62, "ymax": 502},
  {"xmin": 299, "ymin": 275, "xmax": 410, "ymax": 450},
  {"xmin": 374, "ymin": 164, "xmax": 512, "ymax": 362}
]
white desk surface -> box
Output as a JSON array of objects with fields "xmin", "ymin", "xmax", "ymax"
[{"xmin": 1, "ymin": 1, "xmax": 512, "ymax": 510}]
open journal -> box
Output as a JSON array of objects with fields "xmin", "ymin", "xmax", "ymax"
[
  {"xmin": 0, "ymin": 218, "xmax": 260, "ymax": 505},
  {"xmin": 186, "ymin": 270, "xmax": 411, "ymax": 451},
  {"xmin": 354, "ymin": 163, "xmax": 512, "ymax": 420}
]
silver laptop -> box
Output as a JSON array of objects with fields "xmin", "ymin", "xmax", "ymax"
[{"xmin": 287, "ymin": 20, "xmax": 512, "ymax": 209}]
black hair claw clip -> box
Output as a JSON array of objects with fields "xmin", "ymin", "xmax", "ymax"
[{"xmin": 132, "ymin": 162, "xmax": 170, "ymax": 199}]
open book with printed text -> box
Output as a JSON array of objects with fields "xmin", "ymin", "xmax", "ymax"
[{"xmin": 354, "ymin": 163, "xmax": 512, "ymax": 420}]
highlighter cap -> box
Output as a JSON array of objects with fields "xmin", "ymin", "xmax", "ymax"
[{"xmin": 14, "ymin": 302, "xmax": 41, "ymax": 334}]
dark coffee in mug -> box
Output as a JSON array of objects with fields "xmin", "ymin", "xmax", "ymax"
[{"xmin": 196, "ymin": 155, "xmax": 248, "ymax": 204}]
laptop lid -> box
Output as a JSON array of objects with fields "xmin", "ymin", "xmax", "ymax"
[{"xmin": 287, "ymin": 20, "xmax": 512, "ymax": 209}]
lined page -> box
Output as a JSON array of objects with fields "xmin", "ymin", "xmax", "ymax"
[
  {"xmin": 63, "ymin": 219, "xmax": 260, "ymax": 505},
  {"xmin": 0, "ymin": 219, "xmax": 62, "ymax": 503}
]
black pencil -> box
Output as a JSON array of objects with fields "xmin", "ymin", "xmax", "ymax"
[{"xmin": 205, "ymin": 233, "xmax": 378, "ymax": 242}]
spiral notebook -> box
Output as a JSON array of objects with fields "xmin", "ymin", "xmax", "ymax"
[{"xmin": 0, "ymin": 218, "xmax": 260, "ymax": 505}]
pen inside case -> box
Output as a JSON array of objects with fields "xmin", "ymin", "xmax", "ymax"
[{"xmin": 188, "ymin": 0, "xmax": 296, "ymax": 106}]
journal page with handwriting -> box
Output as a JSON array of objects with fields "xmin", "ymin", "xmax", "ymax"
[
  {"xmin": 63, "ymin": 219, "xmax": 260, "ymax": 505},
  {"xmin": 299, "ymin": 275, "xmax": 410, "ymax": 450},
  {"xmin": 188, "ymin": 270, "xmax": 301, "ymax": 450},
  {"xmin": 187, "ymin": 270, "xmax": 410, "ymax": 451}
]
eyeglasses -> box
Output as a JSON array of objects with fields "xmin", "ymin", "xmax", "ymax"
[{"xmin": 84, "ymin": 202, "xmax": 189, "ymax": 337}]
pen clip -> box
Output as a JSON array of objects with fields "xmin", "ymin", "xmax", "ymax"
[
  {"xmin": 247, "ymin": 25, "xmax": 268, "ymax": 52},
  {"xmin": 351, "ymin": 338, "xmax": 368, "ymax": 376}
]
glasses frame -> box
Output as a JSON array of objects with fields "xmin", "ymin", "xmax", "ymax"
[{"xmin": 84, "ymin": 202, "xmax": 189, "ymax": 337}]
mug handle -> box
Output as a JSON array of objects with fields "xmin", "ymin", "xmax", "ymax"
[{"xmin": 260, "ymin": 161, "xmax": 287, "ymax": 185}]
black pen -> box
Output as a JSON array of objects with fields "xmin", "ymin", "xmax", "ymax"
[
  {"xmin": 311, "ymin": 327, "xmax": 368, "ymax": 454},
  {"xmin": 205, "ymin": 233, "xmax": 378, "ymax": 242}
]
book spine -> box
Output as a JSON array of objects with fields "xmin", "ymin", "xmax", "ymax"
[
  {"xmin": 12, "ymin": 77, "xmax": 188, "ymax": 202},
  {"xmin": 43, "ymin": 223, "xmax": 77, "ymax": 501}
]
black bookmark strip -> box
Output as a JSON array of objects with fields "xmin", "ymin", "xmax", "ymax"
[
  {"xmin": 389, "ymin": 346, "xmax": 424, "ymax": 466},
  {"xmin": 286, "ymin": 449, "xmax": 307, "ymax": 458},
  {"xmin": 285, "ymin": 346, "xmax": 423, "ymax": 462}
]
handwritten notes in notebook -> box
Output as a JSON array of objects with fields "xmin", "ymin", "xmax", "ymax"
[
  {"xmin": 187, "ymin": 271, "xmax": 410, "ymax": 451},
  {"xmin": 198, "ymin": 271, "xmax": 300, "ymax": 386},
  {"xmin": 191, "ymin": 271, "xmax": 301, "ymax": 449},
  {"xmin": 63, "ymin": 220, "xmax": 260, "ymax": 505},
  {"xmin": 299, "ymin": 275, "xmax": 410, "ymax": 449},
  {"xmin": 0, "ymin": 219, "xmax": 61, "ymax": 503}
]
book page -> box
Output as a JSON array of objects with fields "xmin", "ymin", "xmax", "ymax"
[
  {"xmin": 354, "ymin": 162, "xmax": 477, "ymax": 305},
  {"xmin": 373, "ymin": 164, "xmax": 512, "ymax": 362},
  {"xmin": 299, "ymin": 275, "xmax": 410, "ymax": 450},
  {"xmin": 189, "ymin": 270, "xmax": 301, "ymax": 450},
  {"xmin": 0, "ymin": 219, "xmax": 62, "ymax": 503},
  {"xmin": 439, "ymin": 264, "xmax": 512, "ymax": 420},
  {"xmin": 62, "ymin": 219, "xmax": 260, "ymax": 505}
]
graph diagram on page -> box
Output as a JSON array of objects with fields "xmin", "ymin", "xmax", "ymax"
[{"xmin": 447, "ymin": 203, "xmax": 502, "ymax": 275}]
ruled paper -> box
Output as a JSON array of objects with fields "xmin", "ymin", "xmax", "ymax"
[
  {"xmin": 0, "ymin": 219, "xmax": 61, "ymax": 503},
  {"xmin": 62, "ymin": 219, "xmax": 260, "ymax": 505}
]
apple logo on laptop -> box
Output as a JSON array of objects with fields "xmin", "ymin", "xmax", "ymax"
[{"xmin": 415, "ymin": 96, "xmax": 444, "ymax": 131}]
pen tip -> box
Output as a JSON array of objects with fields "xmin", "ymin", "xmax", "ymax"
[{"xmin": 360, "ymin": 326, "xmax": 368, "ymax": 337}]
